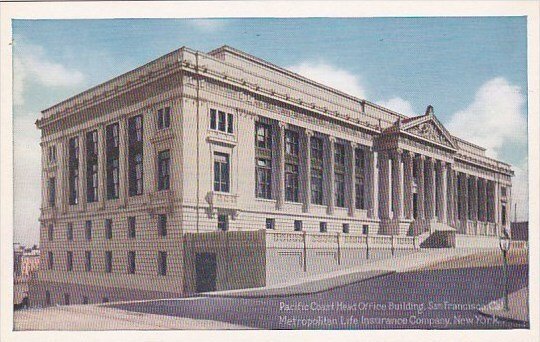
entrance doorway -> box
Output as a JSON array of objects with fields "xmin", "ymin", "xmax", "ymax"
[{"xmin": 195, "ymin": 252, "xmax": 217, "ymax": 292}]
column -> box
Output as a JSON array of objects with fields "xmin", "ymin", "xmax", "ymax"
[
  {"xmin": 391, "ymin": 149, "xmax": 403, "ymax": 220},
  {"xmin": 327, "ymin": 136, "xmax": 336, "ymax": 215},
  {"xmin": 453, "ymin": 170, "xmax": 459, "ymax": 226},
  {"xmin": 348, "ymin": 142, "xmax": 357, "ymax": 217},
  {"xmin": 368, "ymin": 148, "xmax": 379, "ymax": 219},
  {"xmin": 425, "ymin": 157, "xmax": 436, "ymax": 220},
  {"xmin": 481, "ymin": 179, "xmax": 488, "ymax": 222},
  {"xmin": 460, "ymin": 173, "xmax": 469, "ymax": 233},
  {"xmin": 119, "ymin": 117, "xmax": 129, "ymax": 206},
  {"xmin": 403, "ymin": 151, "xmax": 414, "ymax": 219},
  {"xmin": 439, "ymin": 161, "xmax": 448, "ymax": 223},
  {"xmin": 446, "ymin": 163, "xmax": 454, "ymax": 226},
  {"xmin": 416, "ymin": 155, "xmax": 425, "ymax": 221},
  {"xmin": 302, "ymin": 129, "xmax": 313, "ymax": 213},
  {"xmin": 276, "ymin": 122, "xmax": 286, "ymax": 210},
  {"xmin": 506, "ymin": 185, "xmax": 512, "ymax": 230},
  {"xmin": 98, "ymin": 124, "xmax": 106, "ymax": 209},
  {"xmin": 57, "ymin": 138, "xmax": 67, "ymax": 213},
  {"xmin": 378, "ymin": 151, "xmax": 390, "ymax": 220},
  {"xmin": 471, "ymin": 176, "xmax": 478, "ymax": 222}
]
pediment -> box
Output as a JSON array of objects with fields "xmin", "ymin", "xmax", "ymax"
[{"xmin": 399, "ymin": 108, "xmax": 457, "ymax": 150}]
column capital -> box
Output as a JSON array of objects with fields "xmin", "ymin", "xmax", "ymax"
[
  {"xmin": 278, "ymin": 121, "xmax": 287, "ymax": 130},
  {"xmin": 305, "ymin": 129, "xmax": 314, "ymax": 137},
  {"xmin": 402, "ymin": 150, "xmax": 413, "ymax": 159},
  {"xmin": 439, "ymin": 160, "xmax": 447, "ymax": 168},
  {"xmin": 417, "ymin": 154, "xmax": 426, "ymax": 161},
  {"xmin": 328, "ymin": 136, "xmax": 337, "ymax": 144},
  {"xmin": 390, "ymin": 148, "xmax": 402, "ymax": 161},
  {"xmin": 349, "ymin": 141, "xmax": 358, "ymax": 149}
]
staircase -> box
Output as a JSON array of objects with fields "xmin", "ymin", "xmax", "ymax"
[{"xmin": 419, "ymin": 219, "xmax": 457, "ymax": 248}]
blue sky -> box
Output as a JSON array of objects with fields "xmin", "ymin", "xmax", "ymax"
[{"xmin": 13, "ymin": 18, "xmax": 528, "ymax": 245}]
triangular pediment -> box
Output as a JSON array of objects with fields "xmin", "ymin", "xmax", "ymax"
[{"xmin": 399, "ymin": 109, "xmax": 457, "ymax": 150}]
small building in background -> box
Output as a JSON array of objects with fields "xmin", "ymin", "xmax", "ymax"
[{"xmin": 14, "ymin": 245, "xmax": 40, "ymax": 308}]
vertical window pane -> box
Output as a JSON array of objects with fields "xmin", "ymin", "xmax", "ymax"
[
  {"xmin": 227, "ymin": 113, "xmax": 234, "ymax": 133},
  {"xmin": 218, "ymin": 111, "xmax": 226, "ymax": 131},
  {"xmin": 210, "ymin": 109, "xmax": 217, "ymax": 130}
]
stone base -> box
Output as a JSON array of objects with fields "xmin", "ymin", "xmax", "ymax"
[{"xmin": 380, "ymin": 218, "xmax": 414, "ymax": 235}]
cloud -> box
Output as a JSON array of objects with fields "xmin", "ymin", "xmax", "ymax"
[
  {"xmin": 288, "ymin": 61, "xmax": 367, "ymax": 99},
  {"xmin": 189, "ymin": 19, "xmax": 227, "ymax": 32},
  {"xmin": 376, "ymin": 97, "xmax": 416, "ymax": 116},
  {"xmin": 13, "ymin": 41, "xmax": 85, "ymax": 105},
  {"xmin": 445, "ymin": 77, "xmax": 527, "ymax": 159},
  {"xmin": 511, "ymin": 157, "xmax": 528, "ymax": 221}
]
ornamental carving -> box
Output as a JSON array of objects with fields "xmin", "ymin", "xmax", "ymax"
[{"xmin": 407, "ymin": 122, "xmax": 452, "ymax": 148}]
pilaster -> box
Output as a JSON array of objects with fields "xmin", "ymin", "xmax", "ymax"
[
  {"xmin": 327, "ymin": 136, "xmax": 336, "ymax": 215},
  {"xmin": 276, "ymin": 122, "xmax": 286, "ymax": 210}
]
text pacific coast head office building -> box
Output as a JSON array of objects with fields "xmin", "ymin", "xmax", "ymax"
[{"xmin": 33, "ymin": 45, "xmax": 513, "ymax": 306}]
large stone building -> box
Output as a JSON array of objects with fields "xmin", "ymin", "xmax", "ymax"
[{"xmin": 33, "ymin": 45, "xmax": 513, "ymax": 306}]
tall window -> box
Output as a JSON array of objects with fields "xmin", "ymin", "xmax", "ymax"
[
  {"xmin": 355, "ymin": 148, "xmax": 366, "ymax": 210},
  {"xmin": 48, "ymin": 177, "xmax": 56, "ymax": 207},
  {"xmin": 158, "ymin": 251, "xmax": 167, "ymax": 276},
  {"xmin": 334, "ymin": 143, "xmax": 346, "ymax": 207},
  {"xmin": 266, "ymin": 218, "xmax": 275, "ymax": 230},
  {"xmin": 48, "ymin": 251, "xmax": 54, "ymax": 270},
  {"xmin": 85, "ymin": 251, "xmax": 92, "ymax": 272},
  {"xmin": 294, "ymin": 220, "xmax": 303, "ymax": 232},
  {"xmin": 285, "ymin": 129, "xmax": 299, "ymax": 202},
  {"xmin": 48, "ymin": 224, "xmax": 54, "ymax": 241},
  {"xmin": 105, "ymin": 219, "xmax": 113, "ymax": 240},
  {"xmin": 128, "ymin": 115, "xmax": 144, "ymax": 196},
  {"xmin": 86, "ymin": 130, "xmax": 99, "ymax": 202},
  {"xmin": 128, "ymin": 216, "xmax": 136, "ymax": 239},
  {"xmin": 105, "ymin": 251, "xmax": 112, "ymax": 273},
  {"xmin": 320, "ymin": 222, "xmax": 328, "ymax": 233},
  {"xmin": 66, "ymin": 223, "xmax": 73, "ymax": 241},
  {"xmin": 48, "ymin": 145, "xmax": 57, "ymax": 164},
  {"xmin": 214, "ymin": 152, "xmax": 230, "ymax": 192},
  {"xmin": 106, "ymin": 123, "xmax": 120, "ymax": 200},
  {"xmin": 285, "ymin": 164, "xmax": 299, "ymax": 202},
  {"xmin": 128, "ymin": 251, "xmax": 136, "ymax": 274},
  {"xmin": 157, "ymin": 107, "xmax": 171, "ymax": 130},
  {"xmin": 255, "ymin": 122, "xmax": 272, "ymax": 199},
  {"xmin": 158, "ymin": 214, "xmax": 167, "ymax": 237},
  {"xmin": 210, "ymin": 109, "xmax": 233, "ymax": 133},
  {"xmin": 85, "ymin": 220, "xmax": 92, "ymax": 241},
  {"xmin": 502, "ymin": 204, "xmax": 507, "ymax": 225},
  {"xmin": 157, "ymin": 150, "xmax": 171, "ymax": 191},
  {"xmin": 66, "ymin": 251, "xmax": 73, "ymax": 272},
  {"xmin": 311, "ymin": 137, "xmax": 324, "ymax": 205},
  {"xmin": 68, "ymin": 137, "xmax": 79, "ymax": 205}
]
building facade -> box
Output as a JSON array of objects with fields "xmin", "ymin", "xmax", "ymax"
[{"xmin": 33, "ymin": 45, "xmax": 513, "ymax": 306}]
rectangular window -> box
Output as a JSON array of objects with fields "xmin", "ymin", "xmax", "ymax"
[
  {"xmin": 362, "ymin": 225, "xmax": 369, "ymax": 235},
  {"xmin": 86, "ymin": 130, "xmax": 99, "ymax": 203},
  {"xmin": 285, "ymin": 130, "xmax": 299, "ymax": 156},
  {"xmin": 342, "ymin": 223, "xmax": 350, "ymax": 234},
  {"xmin": 157, "ymin": 150, "xmax": 171, "ymax": 191},
  {"xmin": 157, "ymin": 106, "xmax": 171, "ymax": 130},
  {"xmin": 210, "ymin": 109, "xmax": 217, "ymax": 130},
  {"xmin": 66, "ymin": 251, "xmax": 73, "ymax": 272},
  {"xmin": 64, "ymin": 293, "xmax": 70, "ymax": 306},
  {"xmin": 48, "ymin": 145, "xmax": 57, "ymax": 164},
  {"xmin": 67, "ymin": 223, "xmax": 73, "ymax": 241},
  {"xmin": 48, "ymin": 224, "xmax": 54, "ymax": 241},
  {"xmin": 158, "ymin": 214, "xmax": 167, "ymax": 237},
  {"xmin": 102, "ymin": 297, "xmax": 109, "ymax": 303},
  {"xmin": 128, "ymin": 216, "xmax": 136, "ymax": 239},
  {"xmin": 105, "ymin": 219, "xmax": 113, "ymax": 240},
  {"xmin": 310, "ymin": 137, "xmax": 323, "ymax": 161},
  {"xmin": 218, "ymin": 214, "xmax": 229, "ymax": 231},
  {"xmin": 106, "ymin": 123, "xmax": 120, "ymax": 200},
  {"xmin": 355, "ymin": 148, "xmax": 366, "ymax": 210},
  {"xmin": 355, "ymin": 179, "xmax": 365, "ymax": 210},
  {"xmin": 85, "ymin": 251, "xmax": 92, "ymax": 272},
  {"xmin": 501, "ymin": 186, "xmax": 507, "ymax": 197},
  {"xmin": 48, "ymin": 177, "xmax": 56, "ymax": 207},
  {"xmin": 45, "ymin": 290, "xmax": 51, "ymax": 305},
  {"xmin": 227, "ymin": 113, "xmax": 234, "ymax": 134},
  {"xmin": 48, "ymin": 251, "xmax": 54, "ymax": 270},
  {"xmin": 502, "ymin": 204, "xmax": 507, "ymax": 225},
  {"xmin": 285, "ymin": 163, "xmax": 299, "ymax": 202},
  {"xmin": 335, "ymin": 143, "xmax": 345, "ymax": 166},
  {"xmin": 213, "ymin": 152, "xmax": 230, "ymax": 192},
  {"xmin": 83, "ymin": 296, "xmax": 88, "ymax": 305},
  {"xmin": 319, "ymin": 222, "xmax": 328, "ymax": 233},
  {"xmin": 294, "ymin": 220, "xmax": 303, "ymax": 232},
  {"xmin": 128, "ymin": 251, "xmax": 136, "ymax": 274},
  {"xmin": 311, "ymin": 169, "xmax": 324, "ymax": 205},
  {"xmin": 158, "ymin": 251, "xmax": 167, "ymax": 276},
  {"xmin": 255, "ymin": 122, "xmax": 272, "ymax": 149},
  {"xmin": 105, "ymin": 251, "xmax": 112, "ymax": 273},
  {"xmin": 128, "ymin": 115, "xmax": 144, "ymax": 196},
  {"xmin": 335, "ymin": 173, "xmax": 345, "ymax": 207},
  {"xmin": 85, "ymin": 220, "xmax": 92, "ymax": 241},
  {"xmin": 68, "ymin": 137, "xmax": 79, "ymax": 205},
  {"xmin": 256, "ymin": 158, "xmax": 272, "ymax": 199},
  {"xmin": 266, "ymin": 218, "xmax": 275, "ymax": 230},
  {"xmin": 218, "ymin": 111, "xmax": 226, "ymax": 132}
]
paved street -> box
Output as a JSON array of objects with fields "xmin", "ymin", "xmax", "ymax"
[{"xmin": 113, "ymin": 263, "xmax": 529, "ymax": 329}]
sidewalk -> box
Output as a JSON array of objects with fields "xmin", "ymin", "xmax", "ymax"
[
  {"xmin": 202, "ymin": 248, "xmax": 477, "ymax": 298},
  {"xmin": 478, "ymin": 287, "xmax": 529, "ymax": 325}
]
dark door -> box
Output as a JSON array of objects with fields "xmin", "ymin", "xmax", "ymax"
[{"xmin": 195, "ymin": 252, "xmax": 217, "ymax": 293}]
